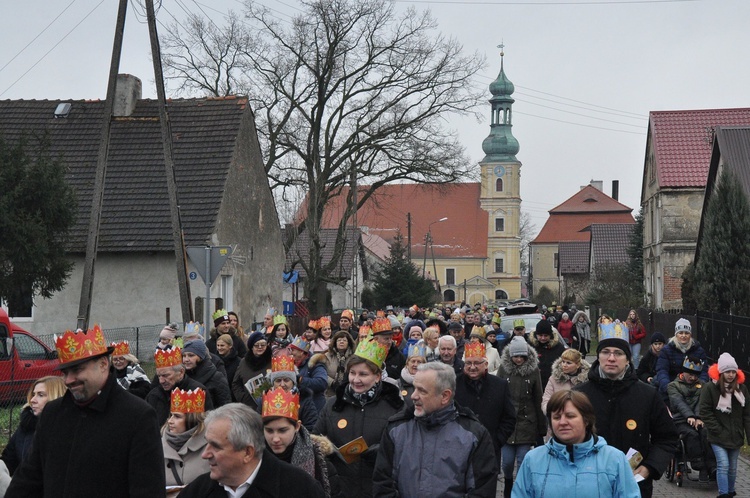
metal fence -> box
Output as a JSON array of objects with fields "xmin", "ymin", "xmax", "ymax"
[{"xmin": 1, "ymin": 324, "xmax": 167, "ymax": 450}]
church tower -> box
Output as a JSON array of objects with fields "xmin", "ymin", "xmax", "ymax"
[{"xmin": 479, "ymin": 45, "xmax": 522, "ymax": 300}]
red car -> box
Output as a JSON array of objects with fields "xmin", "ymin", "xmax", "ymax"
[{"xmin": 0, "ymin": 309, "xmax": 60, "ymax": 404}]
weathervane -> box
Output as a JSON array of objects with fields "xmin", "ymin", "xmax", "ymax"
[{"xmin": 498, "ymin": 41, "xmax": 505, "ymax": 69}]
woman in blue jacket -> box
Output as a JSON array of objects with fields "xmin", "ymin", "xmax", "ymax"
[{"xmin": 513, "ymin": 390, "xmax": 640, "ymax": 498}]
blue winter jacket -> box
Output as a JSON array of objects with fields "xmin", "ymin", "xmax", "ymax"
[
  {"xmin": 299, "ymin": 354, "xmax": 329, "ymax": 412},
  {"xmin": 513, "ymin": 435, "xmax": 640, "ymax": 498},
  {"xmin": 655, "ymin": 338, "xmax": 709, "ymax": 396}
]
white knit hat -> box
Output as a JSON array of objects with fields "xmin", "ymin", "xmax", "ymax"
[
  {"xmin": 718, "ymin": 352, "xmax": 739, "ymax": 374},
  {"xmin": 675, "ymin": 318, "xmax": 692, "ymax": 334}
]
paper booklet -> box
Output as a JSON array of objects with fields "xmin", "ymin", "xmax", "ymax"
[{"xmin": 337, "ymin": 436, "xmax": 368, "ymax": 464}]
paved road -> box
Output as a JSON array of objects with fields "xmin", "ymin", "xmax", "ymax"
[{"xmin": 497, "ymin": 455, "xmax": 750, "ymax": 497}]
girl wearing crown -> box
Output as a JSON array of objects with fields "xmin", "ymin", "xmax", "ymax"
[
  {"xmin": 311, "ymin": 317, "xmax": 333, "ymax": 354},
  {"xmin": 162, "ymin": 388, "xmax": 209, "ymax": 496},
  {"xmin": 262, "ymin": 388, "xmax": 341, "ymax": 497},
  {"xmin": 313, "ymin": 336, "xmax": 404, "ymax": 498},
  {"xmin": 270, "ymin": 317, "xmax": 292, "ymax": 355}
]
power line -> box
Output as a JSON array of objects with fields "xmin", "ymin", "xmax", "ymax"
[
  {"xmin": 0, "ymin": 0, "xmax": 79, "ymax": 75},
  {"xmin": 515, "ymin": 98, "xmax": 645, "ymax": 128},
  {"xmin": 515, "ymin": 110, "xmax": 646, "ymax": 135},
  {"xmin": 395, "ymin": 0, "xmax": 700, "ymax": 5},
  {"xmin": 0, "ymin": 0, "xmax": 107, "ymax": 98}
]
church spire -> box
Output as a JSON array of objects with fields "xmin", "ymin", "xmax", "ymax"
[{"xmin": 482, "ymin": 44, "xmax": 519, "ymax": 162}]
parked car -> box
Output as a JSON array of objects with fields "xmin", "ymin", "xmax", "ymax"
[
  {"xmin": 500, "ymin": 302, "xmax": 544, "ymax": 336},
  {"xmin": 0, "ymin": 309, "xmax": 59, "ymax": 404}
]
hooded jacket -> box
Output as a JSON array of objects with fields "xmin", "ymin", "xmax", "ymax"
[
  {"xmin": 574, "ymin": 361, "xmax": 678, "ymax": 483},
  {"xmin": 655, "ymin": 337, "xmax": 709, "ymax": 395},
  {"xmin": 313, "ymin": 381, "xmax": 404, "ymax": 498},
  {"xmin": 528, "ymin": 327, "xmax": 566, "ymax": 388},
  {"xmin": 513, "ymin": 435, "xmax": 641, "ymax": 498},
  {"xmin": 541, "ymin": 357, "xmax": 591, "ymax": 413},
  {"xmin": 300, "ymin": 353, "xmax": 330, "ymax": 412},
  {"xmin": 698, "ymin": 364, "xmax": 750, "ymax": 449},
  {"xmin": 497, "ymin": 342, "xmax": 547, "ymax": 444},
  {"xmin": 373, "ymin": 402, "xmax": 498, "ymax": 498}
]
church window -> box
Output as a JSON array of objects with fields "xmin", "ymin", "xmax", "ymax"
[
  {"xmin": 495, "ymin": 218, "xmax": 505, "ymax": 232},
  {"xmin": 495, "ymin": 178, "xmax": 503, "ymax": 192},
  {"xmin": 495, "ymin": 258, "xmax": 504, "ymax": 273},
  {"xmin": 445, "ymin": 268, "xmax": 456, "ymax": 285}
]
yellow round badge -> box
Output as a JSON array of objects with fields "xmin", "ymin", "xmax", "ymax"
[
  {"xmin": 626, "ymin": 419, "xmax": 637, "ymax": 431},
  {"xmin": 401, "ymin": 390, "xmax": 408, "ymax": 397},
  {"xmin": 337, "ymin": 419, "xmax": 348, "ymax": 429}
]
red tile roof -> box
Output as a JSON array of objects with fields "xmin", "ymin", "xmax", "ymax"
[
  {"xmin": 532, "ymin": 186, "xmax": 634, "ymax": 244},
  {"xmin": 650, "ymin": 108, "xmax": 750, "ymax": 188},
  {"xmin": 314, "ymin": 183, "xmax": 488, "ymax": 258}
]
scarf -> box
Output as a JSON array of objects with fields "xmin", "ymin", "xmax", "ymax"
[
  {"xmin": 400, "ymin": 367, "xmax": 415, "ymax": 387},
  {"xmin": 674, "ymin": 338, "xmax": 694, "ymax": 354},
  {"xmin": 416, "ymin": 401, "xmax": 459, "ymax": 429},
  {"xmin": 165, "ymin": 425, "xmax": 198, "ymax": 452},
  {"xmin": 116, "ymin": 364, "xmax": 150, "ymax": 390},
  {"xmin": 717, "ymin": 386, "xmax": 746, "ymax": 414},
  {"xmin": 598, "ymin": 364, "xmax": 629, "ymax": 381},
  {"xmin": 346, "ymin": 381, "xmax": 381, "ymax": 407}
]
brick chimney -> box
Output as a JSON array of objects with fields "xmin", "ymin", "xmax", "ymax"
[{"xmin": 113, "ymin": 74, "xmax": 142, "ymax": 117}]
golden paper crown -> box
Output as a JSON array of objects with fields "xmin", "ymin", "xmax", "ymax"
[
  {"xmin": 470, "ymin": 325, "xmax": 486, "ymax": 340},
  {"xmin": 262, "ymin": 387, "xmax": 299, "ymax": 421},
  {"xmin": 154, "ymin": 346, "xmax": 183, "ymax": 368},
  {"xmin": 358, "ymin": 324, "xmax": 372, "ymax": 336},
  {"xmin": 271, "ymin": 354, "xmax": 295, "ymax": 373},
  {"xmin": 273, "ymin": 315, "xmax": 288, "ymax": 326},
  {"xmin": 340, "ymin": 309, "xmax": 354, "ymax": 320},
  {"xmin": 170, "ymin": 388, "xmax": 206, "ymax": 414},
  {"xmin": 308, "ymin": 318, "xmax": 320, "ymax": 330},
  {"xmin": 111, "ymin": 341, "xmax": 130, "ymax": 357},
  {"xmin": 372, "ymin": 317, "xmax": 392, "ymax": 335},
  {"xmin": 464, "ymin": 341, "xmax": 486, "ymax": 359},
  {"xmin": 318, "ymin": 316, "xmax": 331, "ymax": 328},
  {"xmin": 54, "ymin": 325, "xmax": 110, "ymax": 368},
  {"xmin": 376, "ymin": 310, "xmax": 385, "ymax": 318},
  {"xmin": 212, "ymin": 309, "xmax": 229, "ymax": 321},
  {"xmin": 354, "ymin": 334, "xmax": 388, "ymax": 367}
]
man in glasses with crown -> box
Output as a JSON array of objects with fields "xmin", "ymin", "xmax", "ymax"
[{"xmin": 6, "ymin": 325, "xmax": 166, "ymax": 497}]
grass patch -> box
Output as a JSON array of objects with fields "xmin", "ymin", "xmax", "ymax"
[{"xmin": 0, "ymin": 403, "xmax": 23, "ymax": 452}]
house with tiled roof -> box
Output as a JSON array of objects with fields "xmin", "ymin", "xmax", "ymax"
[
  {"xmin": 299, "ymin": 52, "xmax": 524, "ymax": 306},
  {"xmin": 529, "ymin": 181, "xmax": 635, "ymax": 302},
  {"xmin": 558, "ymin": 241, "xmax": 589, "ymax": 303},
  {"xmin": 281, "ymin": 227, "xmax": 365, "ymax": 310},
  {"xmin": 641, "ymin": 108, "xmax": 750, "ymax": 309},
  {"xmin": 0, "ymin": 75, "xmax": 283, "ymax": 333}
]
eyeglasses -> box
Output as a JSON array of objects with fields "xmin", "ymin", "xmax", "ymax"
[
  {"xmin": 514, "ymin": 327, "xmax": 525, "ymax": 331},
  {"xmin": 253, "ymin": 343, "xmax": 267, "ymax": 349},
  {"xmin": 599, "ymin": 349, "xmax": 626, "ymax": 358},
  {"xmin": 465, "ymin": 361, "xmax": 486, "ymax": 367}
]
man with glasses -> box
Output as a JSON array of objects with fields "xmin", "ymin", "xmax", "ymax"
[
  {"xmin": 575, "ymin": 320, "xmax": 678, "ymax": 498},
  {"xmin": 454, "ymin": 341, "xmax": 516, "ymax": 475}
]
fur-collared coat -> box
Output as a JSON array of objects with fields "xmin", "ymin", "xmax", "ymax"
[
  {"xmin": 541, "ymin": 357, "xmax": 591, "ymax": 413},
  {"xmin": 496, "ymin": 343, "xmax": 547, "ymax": 445},
  {"xmin": 528, "ymin": 328, "xmax": 566, "ymax": 388},
  {"xmin": 313, "ymin": 382, "xmax": 404, "ymax": 498}
]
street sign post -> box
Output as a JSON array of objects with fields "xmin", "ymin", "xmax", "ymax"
[{"xmin": 186, "ymin": 246, "xmax": 233, "ymax": 338}]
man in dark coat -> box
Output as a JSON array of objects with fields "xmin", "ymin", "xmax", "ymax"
[
  {"xmin": 179, "ymin": 403, "xmax": 324, "ymax": 498},
  {"xmin": 371, "ymin": 317, "xmax": 406, "ymax": 381},
  {"xmin": 454, "ymin": 341, "xmax": 516, "ymax": 470},
  {"xmin": 575, "ymin": 327, "xmax": 678, "ymax": 498},
  {"xmin": 7, "ymin": 327, "xmax": 165, "ymax": 498},
  {"xmin": 147, "ymin": 347, "xmax": 214, "ymax": 426},
  {"xmin": 528, "ymin": 319, "xmax": 565, "ymax": 388},
  {"xmin": 438, "ymin": 335, "xmax": 464, "ymax": 375},
  {"xmin": 373, "ymin": 362, "xmax": 498, "ymax": 497}
]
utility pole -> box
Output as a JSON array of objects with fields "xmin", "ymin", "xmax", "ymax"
[
  {"xmin": 407, "ymin": 212, "xmax": 412, "ymax": 262},
  {"xmin": 77, "ymin": 0, "xmax": 128, "ymax": 330},
  {"xmin": 146, "ymin": 0, "xmax": 192, "ymax": 322},
  {"xmin": 351, "ymin": 160, "xmax": 358, "ymax": 310}
]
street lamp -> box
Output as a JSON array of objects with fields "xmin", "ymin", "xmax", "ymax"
[{"xmin": 422, "ymin": 217, "xmax": 447, "ymax": 278}]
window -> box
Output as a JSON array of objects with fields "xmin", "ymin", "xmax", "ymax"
[
  {"xmin": 495, "ymin": 258, "xmax": 504, "ymax": 273},
  {"xmin": 495, "ymin": 290, "xmax": 508, "ymax": 300},
  {"xmin": 445, "ymin": 268, "xmax": 455, "ymax": 285},
  {"xmin": 495, "ymin": 178, "xmax": 504, "ymax": 192},
  {"xmin": 444, "ymin": 289, "xmax": 456, "ymax": 301},
  {"xmin": 495, "ymin": 218, "xmax": 505, "ymax": 232},
  {"xmin": 554, "ymin": 252, "xmax": 559, "ymax": 269},
  {"xmin": 220, "ymin": 275, "xmax": 233, "ymax": 311},
  {"xmin": 14, "ymin": 334, "xmax": 49, "ymax": 360},
  {"xmin": 2, "ymin": 293, "xmax": 33, "ymax": 319}
]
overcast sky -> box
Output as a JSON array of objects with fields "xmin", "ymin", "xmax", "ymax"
[{"xmin": 2, "ymin": 0, "xmax": 748, "ymax": 235}]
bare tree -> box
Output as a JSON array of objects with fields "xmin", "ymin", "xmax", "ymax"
[
  {"xmin": 161, "ymin": 0, "xmax": 485, "ymax": 314},
  {"xmin": 519, "ymin": 210, "xmax": 536, "ymax": 277}
]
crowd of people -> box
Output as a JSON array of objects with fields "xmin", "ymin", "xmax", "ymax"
[{"xmin": 1, "ymin": 304, "xmax": 748, "ymax": 498}]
